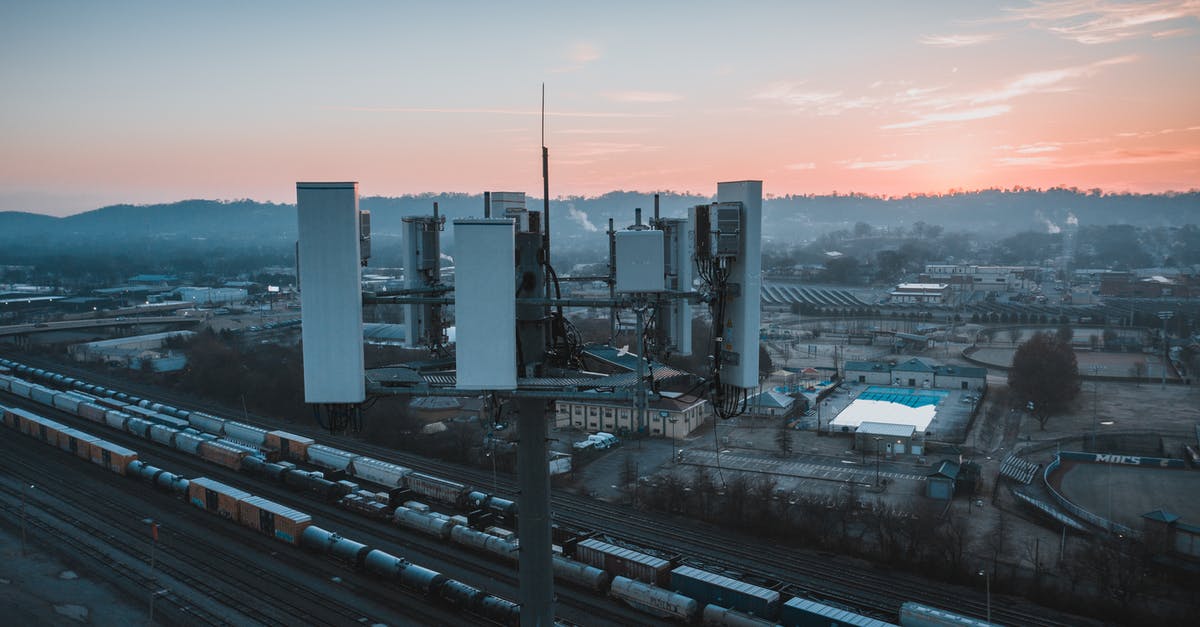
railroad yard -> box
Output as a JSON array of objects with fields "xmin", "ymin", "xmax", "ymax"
[{"xmin": 0, "ymin": 350, "xmax": 1100, "ymax": 627}]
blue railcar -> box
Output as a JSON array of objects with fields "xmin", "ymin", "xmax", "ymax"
[{"xmin": 671, "ymin": 565, "xmax": 780, "ymax": 620}]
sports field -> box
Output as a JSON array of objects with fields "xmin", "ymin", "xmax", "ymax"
[{"xmin": 1054, "ymin": 461, "xmax": 1200, "ymax": 530}]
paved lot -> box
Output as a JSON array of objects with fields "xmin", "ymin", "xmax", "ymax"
[{"xmin": 1054, "ymin": 461, "xmax": 1200, "ymax": 530}]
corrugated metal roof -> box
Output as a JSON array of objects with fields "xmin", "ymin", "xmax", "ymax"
[
  {"xmin": 190, "ymin": 477, "xmax": 253, "ymax": 499},
  {"xmin": 241, "ymin": 496, "xmax": 312, "ymax": 522},
  {"xmin": 672, "ymin": 565, "xmax": 778, "ymax": 603},
  {"xmin": 784, "ymin": 597, "xmax": 897, "ymax": 627},
  {"xmin": 579, "ymin": 538, "xmax": 670, "ymax": 568},
  {"xmin": 856, "ymin": 421, "xmax": 915, "ymax": 438}
]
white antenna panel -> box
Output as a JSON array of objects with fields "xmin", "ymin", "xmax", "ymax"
[
  {"xmin": 615, "ymin": 230, "xmax": 665, "ymax": 293},
  {"xmin": 716, "ymin": 180, "xmax": 762, "ymax": 389},
  {"xmin": 297, "ymin": 182, "xmax": 366, "ymax": 403},
  {"xmin": 454, "ymin": 219, "xmax": 517, "ymax": 390}
]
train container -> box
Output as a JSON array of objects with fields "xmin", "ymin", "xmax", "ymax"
[
  {"xmin": 238, "ymin": 495, "xmax": 312, "ymax": 545},
  {"xmin": 306, "ymin": 444, "xmax": 357, "ymax": 472},
  {"xmin": 57, "ymin": 427, "xmax": 100, "ymax": 461},
  {"xmin": 30, "ymin": 385, "xmax": 56, "ymax": 406},
  {"xmin": 339, "ymin": 493, "xmax": 391, "ymax": 519},
  {"xmin": 610, "ymin": 575, "xmax": 700, "ymax": 622},
  {"xmin": 467, "ymin": 491, "xmax": 518, "ymax": 521},
  {"xmin": 405, "ymin": 501, "xmax": 432, "ymax": 513},
  {"xmin": 172, "ymin": 431, "xmax": 207, "ymax": 455},
  {"xmin": 406, "ymin": 472, "xmax": 468, "ymax": 506},
  {"xmin": 104, "ymin": 410, "xmax": 130, "ymax": 431},
  {"xmin": 349, "ymin": 456, "xmax": 412, "ymax": 488},
  {"xmin": 1, "ymin": 405, "xmax": 33, "ymax": 429},
  {"xmin": 477, "ymin": 595, "xmax": 521, "ymax": 626},
  {"xmin": 51, "ymin": 392, "xmax": 83, "ymax": 413},
  {"xmin": 671, "ymin": 566, "xmax": 780, "ymax": 620},
  {"xmin": 283, "ymin": 470, "xmax": 344, "ymax": 501},
  {"xmin": 264, "ymin": 430, "xmax": 314, "ymax": 462},
  {"xmin": 77, "ymin": 402, "xmax": 107, "ymax": 423},
  {"xmin": 9, "ymin": 378, "xmax": 32, "ymax": 398},
  {"xmin": 399, "ymin": 562, "xmax": 446, "ymax": 595},
  {"xmin": 18, "ymin": 411, "xmax": 67, "ymax": 445},
  {"xmin": 222, "ymin": 421, "xmax": 268, "ymax": 447},
  {"xmin": 125, "ymin": 405, "xmax": 157, "ymax": 420},
  {"xmin": 0, "ymin": 374, "xmax": 12, "ymax": 393},
  {"xmin": 449, "ymin": 524, "xmax": 518, "ymax": 561},
  {"xmin": 576, "ymin": 538, "xmax": 672, "ymax": 586},
  {"xmin": 197, "ymin": 440, "xmax": 251, "ymax": 470},
  {"xmin": 363, "ymin": 549, "xmax": 409, "ymax": 579},
  {"xmin": 782, "ymin": 597, "xmax": 898, "ymax": 627},
  {"xmin": 300, "ymin": 526, "xmax": 371, "ymax": 566},
  {"xmin": 89, "ymin": 440, "xmax": 137, "ymax": 475},
  {"xmin": 187, "ymin": 411, "xmax": 226, "ymax": 436},
  {"xmin": 440, "ymin": 579, "xmax": 485, "ymax": 609},
  {"xmin": 705, "ymin": 604, "xmax": 784, "ymax": 627},
  {"xmin": 188, "ymin": 477, "xmax": 252, "ymax": 519},
  {"xmin": 552, "ymin": 555, "xmax": 611, "ymax": 592},
  {"xmin": 148, "ymin": 424, "xmax": 180, "ymax": 447},
  {"xmin": 485, "ymin": 526, "xmax": 516, "ymax": 542},
  {"xmin": 124, "ymin": 417, "xmax": 153, "ymax": 438},
  {"xmin": 127, "ymin": 461, "xmax": 189, "ymax": 494},
  {"xmin": 95, "ymin": 397, "xmax": 129, "ymax": 411},
  {"xmin": 393, "ymin": 506, "xmax": 454, "ymax": 540},
  {"xmin": 146, "ymin": 412, "xmax": 189, "ymax": 430},
  {"xmin": 898, "ymin": 602, "xmax": 995, "ymax": 627}
]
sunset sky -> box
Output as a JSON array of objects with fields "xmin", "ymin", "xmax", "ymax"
[{"xmin": 2, "ymin": 1, "xmax": 1198, "ymax": 216}]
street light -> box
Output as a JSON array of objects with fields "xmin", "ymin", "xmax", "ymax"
[
  {"xmin": 20, "ymin": 484, "xmax": 35, "ymax": 556},
  {"xmin": 1157, "ymin": 311, "xmax": 1173, "ymax": 390},
  {"xmin": 977, "ymin": 569, "xmax": 991, "ymax": 624},
  {"xmin": 873, "ymin": 436, "xmax": 881, "ymax": 486},
  {"xmin": 668, "ymin": 417, "xmax": 679, "ymax": 463},
  {"xmin": 1088, "ymin": 365, "xmax": 1104, "ymax": 450},
  {"xmin": 143, "ymin": 517, "xmax": 159, "ymax": 624}
]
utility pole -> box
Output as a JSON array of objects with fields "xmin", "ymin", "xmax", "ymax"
[
  {"xmin": 1089, "ymin": 364, "xmax": 1104, "ymax": 450},
  {"xmin": 1157, "ymin": 311, "xmax": 1173, "ymax": 389},
  {"xmin": 20, "ymin": 484, "xmax": 34, "ymax": 556},
  {"xmin": 144, "ymin": 518, "xmax": 158, "ymax": 626}
]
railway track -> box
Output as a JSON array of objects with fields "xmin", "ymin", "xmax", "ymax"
[
  {"xmin": 0, "ymin": 433, "xmax": 419, "ymax": 626},
  {"xmin": 0, "ymin": 392, "xmax": 657, "ymax": 627},
  {"xmin": 3, "ymin": 353, "xmax": 1086, "ymax": 626}
]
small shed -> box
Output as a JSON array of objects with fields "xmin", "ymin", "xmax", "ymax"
[
  {"xmin": 926, "ymin": 460, "xmax": 960, "ymax": 500},
  {"xmin": 855, "ymin": 421, "xmax": 919, "ymax": 456}
]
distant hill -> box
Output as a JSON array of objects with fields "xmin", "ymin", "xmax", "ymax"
[{"xmin": 0, "ymin": 189, "xmax": 1195, "ymax": 255}]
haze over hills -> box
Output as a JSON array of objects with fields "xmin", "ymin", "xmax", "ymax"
[{"xmin": 0, "ymin": 189, "xmax": 1196, "ymax": 253}]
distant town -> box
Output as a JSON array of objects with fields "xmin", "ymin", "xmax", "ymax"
[{"xmin": 2, "ymin": 196, "xmax": 1198, "ymax": 626}]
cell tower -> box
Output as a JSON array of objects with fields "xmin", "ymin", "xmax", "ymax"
[{"xmin": 296, "ymin": 173, "xmax": 762, "ymax": 625}]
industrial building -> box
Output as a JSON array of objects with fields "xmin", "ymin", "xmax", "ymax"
[
  {"xmin": 844, "ymin": 358, "xmax": 986, "ymax": 391},
  {"xmin": 888, "ymin": 283, "xmax": 951, "ymax": 304},
  {"xmin": 554, "ymin": 392, "xmax": 708, "ymax": 439},
  {"xmin": 68, "ymin": 330, "xmax": 195, "ymax": 372}
]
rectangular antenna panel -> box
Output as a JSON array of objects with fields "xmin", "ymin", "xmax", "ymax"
[
  {"xmin": 615, "ymin": 229, "xmax": 665, "ymax": 293},
  {"xmin": 358, "ymin": 210, "xmax": 371, "ymax": 265},
  {"xmin": 297, "ymin": 182, "xmax": 365, "ymax": 403},
  {"xmin": 717, "ymin": 181, "xmax": 762, "ymax": 389},
  {"xmin": 454, "ymin": 219, "xmax": 516, "ymax": 390},
  {"xmin": 401, "ymin": 219, "xmax": 426, "ymax": 348},
  {"xmin": 419, "ymin": 229, "xmax": 439, "ymax": 270}
]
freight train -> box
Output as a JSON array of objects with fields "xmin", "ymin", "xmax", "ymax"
[
  {"xmin": 0, "ymin": 402, "xmax": 521, "ymax": 626},
  {"xmin": 0, "ymin": 358, "xmax": 1000, "ymax": 627}
]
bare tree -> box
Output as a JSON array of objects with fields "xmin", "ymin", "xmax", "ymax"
[{"xmin": 775, "ymin": 423, "xmax": 794, "ymax": 458}]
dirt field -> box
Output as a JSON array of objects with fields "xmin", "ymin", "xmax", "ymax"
[
  {"xmin": 968, "ymin": 346, "xmax": 1181, "ymax": 382},
  {"xmin": 1053, "ymin": 461, "xmax": 1200, "ymax": 529}
]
